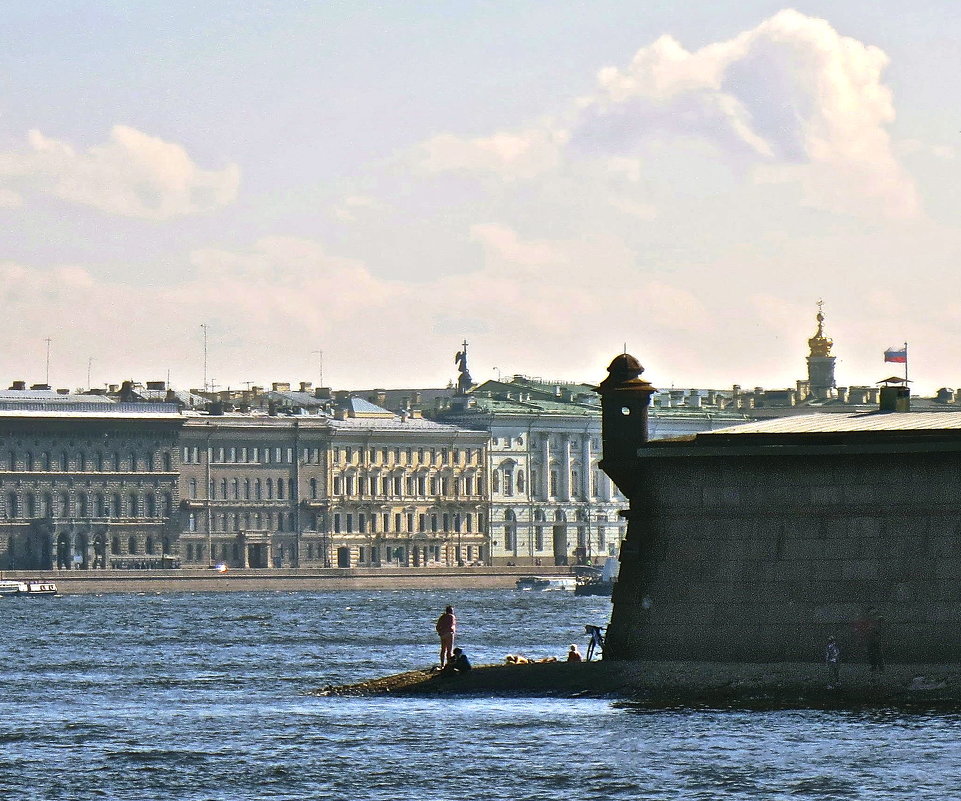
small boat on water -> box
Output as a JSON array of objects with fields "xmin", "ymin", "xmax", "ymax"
[
  {"xmin": 0, "ymin": 580, "xmax": 58, "ymax": 597},
  {"xmin": 515, "ymin": 576, "xmax": 577, "ymax": 591},
  {"xmin": 573, "ymin": 558, "xmax": 619, "ymax": 597}
]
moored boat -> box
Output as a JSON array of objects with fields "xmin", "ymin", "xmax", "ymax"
[
  {"xmin": 515, "ymin": 576, "xmax": 577, "ymax": 591},
  {"xmin": 0, "ymin": 579, "xmax": 58, "ymax": 597}
]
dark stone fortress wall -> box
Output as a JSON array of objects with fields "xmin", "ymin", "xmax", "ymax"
[{"xmin": 606, "ymin": 444, "xmax": 961, "ymax": 665}]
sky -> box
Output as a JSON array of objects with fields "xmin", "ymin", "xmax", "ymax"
[{"xmin": 2, "ymin": 1, "xmax": 961, "ymax": 394}]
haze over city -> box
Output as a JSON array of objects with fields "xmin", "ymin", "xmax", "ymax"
[{"xmin": 2, "ymin": 2, "xmax": 958, "ymax": 394}]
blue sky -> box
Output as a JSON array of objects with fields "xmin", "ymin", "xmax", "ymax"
[{"xmin": 2, "ymin": 2, "xmax": 960, "ymax": 393}]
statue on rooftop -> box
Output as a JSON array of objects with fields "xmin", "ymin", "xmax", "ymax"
[{"xmin": 454, "ymin": 341, "xmax": 473, "ymax": 395}]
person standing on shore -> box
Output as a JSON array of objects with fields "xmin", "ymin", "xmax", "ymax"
[{"xmin": 436, "ymin": 605, "xmax": 456, "ymax": 668}]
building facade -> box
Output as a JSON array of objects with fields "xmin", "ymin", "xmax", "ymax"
[
  {"xmin": 0, "ymin": 393, "xmax": 183, "ymax": 570},
  {"xmin": 176, "ymin": 399, "xmax": 489, "ymax": 569}
]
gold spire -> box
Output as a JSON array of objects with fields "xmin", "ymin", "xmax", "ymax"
[{"xmin": 808, "ymin": 299, "xmax": 833, "ymax": 357}]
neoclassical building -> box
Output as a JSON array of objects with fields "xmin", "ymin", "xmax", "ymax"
[
  {"xmin": 0, "ymin": 391, "xmax": 183, "ymax": 570},
  {"xmin": 176, "ymin": 397, "xmax": 488, "ymax": 569}
]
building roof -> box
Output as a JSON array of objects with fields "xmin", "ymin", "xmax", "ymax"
[
  {"xmin": 0, "ymin": 390, "xmax": 114, "ymax": 405},
  {"xmin": 707, "ymin": 411, "xmax": 961, "ymax": 436},
  {"xmin": 0, "ymin": 401, "xmax": 181, "ymax": 420}
]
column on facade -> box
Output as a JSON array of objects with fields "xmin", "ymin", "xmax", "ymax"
[
  {"xmin": 561, "ymin": 436, "xmax": 572, "ymax": 502},
  {"xmin": 581, "ymin": 435, "xmax": 591, "ymax": 500},
  {"xmin": 540, "ymin": 434, "xmax": 550, "ymax": 499}
]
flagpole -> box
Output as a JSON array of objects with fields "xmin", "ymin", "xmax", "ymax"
[{"xmin": 903, "ymin": 341, "xmax": 909, "ymax": 385}]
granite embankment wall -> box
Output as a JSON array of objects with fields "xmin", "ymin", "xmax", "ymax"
[
  {"xmin": 608, "ymin": 448, "xmax": 961, "ymax": 665},
  {"xmin": 2, "ymin": 567, "xmax": 566, "ymax": 594}
]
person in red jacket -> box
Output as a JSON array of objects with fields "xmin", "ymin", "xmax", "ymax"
[{"xmin": 435, "ymin": 606, "xmax": 456, "ymax": 667}]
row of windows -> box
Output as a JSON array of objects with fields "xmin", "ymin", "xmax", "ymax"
[
  {"xmin": 334, "ymin": 446, "xmax": 479, "ymax": 467},
  {"xmin": 184, "ymin": 445, "xmax": 483, "ymax": 467},
  {"xmin": 187, "ymin": 511, "xmax": 298, "ymax": 533},
  {"xmin": 6, "ymin": 491, "xmax": 173, "ymax": 519},
  {"xmin": 331, "ymin": 474, "xmax": 478, "ymax": 497},
  {"xmin": 503, "ymin": 524, "xmax": 611, "ymax": 552},
  {"xmin": 3, "ymin": 451, "xmax": 172, "ymax": 472},
  {"xmin": 190, "ymin": 477, "xmax": 297, "ymax": 501},
  {"xmin": 331, "ymin": 511, "xmax": 481, "ymax": 535},
  {"xmin": 493, "ymin": 468, "xmax": 607, "ymax": 498}
]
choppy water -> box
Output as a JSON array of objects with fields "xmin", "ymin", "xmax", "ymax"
[{"xmin": 2, "ymin": 588, "xmax": 961, "ymax": 800}]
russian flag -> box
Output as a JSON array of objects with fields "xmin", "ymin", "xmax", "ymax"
[{"xmin": 884, "ymin": 347, "xmax": 907, "ymax": 363}]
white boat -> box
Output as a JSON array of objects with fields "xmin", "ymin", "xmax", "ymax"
[
  {"xmin": 0, "ymin": 580, "xmax": 58, "ymax": 597},
  {"xmin": 515, "ymin": 576, "xmax": 577, "ymax": 591}
]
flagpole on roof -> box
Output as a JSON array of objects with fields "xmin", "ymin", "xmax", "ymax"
[{"xmin": 903, "ymin": 341, "xmax": 909, "ymax": 385}]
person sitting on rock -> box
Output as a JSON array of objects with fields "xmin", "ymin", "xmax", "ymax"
[
  {"xmin": 443, "ymin": 647, "xmax": 472, "ymax": 675},
  {"xmin": 567, "ymin": 644, "xmax": 583, "ymax": 662}
]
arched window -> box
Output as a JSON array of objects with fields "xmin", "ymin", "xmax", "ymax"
[
  {"xmin": 114, "ymin": 452, "xmax": 121, "ymax": 470},
  {"xmin": 96, "ymin": 453, "xmax": 104, "ymax": 471},
  {"xmin": 267, "ymin": 479, "xmax": 274, "ymax": 499},
  {"xmin": 41, "ymin": 452, "xmax": 51, "ymax": 470},
  {"xmin": 111, "ymin": 535, "xmax": 121, "ymax": 554},
  {"xmin": 492, "ymin": 471, "xmax": 500, "ymax": 493},
  {"xmin": 96, "ymin": 493, "xmax": 106, "ymax": 516},
  {"xmin": 59, "ymin": 493, "xmax": 70, "ymax": 517},
  {"xmin": 146, "ymin": 494, "xmax": 156, "ymax": 517},
  {"xmin": 255, "ymin": 479, "xmax": 262, "ymax": 500},
  {"xmin": 113, "ymin": 493, "xmax": 122, "ymax": 517},
  {"xmin": 129, "ymin": 452, "xmax": 137, "ymax": 472},
  {"xmin": 189, "ymin": 479, "xmax": 198, "ymax": 498},
  {"xmin": 163, "ymin": 452, "xmax": 172, "ymax": 471},
  {"xmin": 162, "ymin": 493, "xmax": 172, "ymax": 516},
  {"xmin": 128, "ymin": 536, "xmax": 138, "ymax": 555},
  {"xmin": 220, "ymin": 479, "xmax": 227, "ymax": 499},
  {"xmin": 41, "ymin": 493, "xmax": 52, "ymax": 517},
  {"xmin": 128, "ymin": 493, "xmax": 138, "ymax": 517},
  {"xmin": 26, "ymin": 453, "xmax": 34, "ymax": 471},
  {"xmin": 77, "ymin": 452, "xmax": 86, "ymax": 471},
  {"xmin": 244, "ymin": 479, "xmax": 250, "ymax": 500},
  {"xmin": 517, "ymin": 471, "xmax": 525, "ymax": 493},
  {"xmin": 310, "ymin": 478, "xmax": 318, "ymax": 499},
  {"xmin": 60, "ymin": 451, "xmax": 68, "ymax": 471},
  {"xmin": 6, "ymin": 492, "xmax": 17, "ymax": 518},
  {"xmin": 148, "ymin": 452, "xmax": 156, "ymax": 471},
  {"xmin": 8, "ymin": 452, "xmax": 16, "ymax": 471},
  {"xmin": 277, "ymin": 480, "xmax": 285, "ymax": 500},
  {"xmin": 232, "ymin": 479, "xmax": 239, "ymax": 500},
  {"xmin": 145, "ymin": 536, "xmax": 155, "ymax": 555},
  {"xmin": 79, "ymin": 494, "xmax": 89, "ymax": 517}
]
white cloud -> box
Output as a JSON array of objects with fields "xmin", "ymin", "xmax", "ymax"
[
  {"xmin": 419, "ymin": 10, "xmax": 920, "ymax": 220},
  {"xmin": 0, "ymin": 125, "xmax": 240, "ymax": 219},
  {"xmin": 419, "ymin": 128, "xmax": 567, "ymax": 179}
]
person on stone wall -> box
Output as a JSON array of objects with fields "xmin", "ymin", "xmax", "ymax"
[
  {"xmin": 435, "ymin": 605, "xmax": 456, "ymax": 668},
  {"xmin": 567, "ymin": 644, "xmax": 583, "ymax": 662},
  {"xmin": 825, "ymin": 636, "xmax": 841, "ymax": 688}
]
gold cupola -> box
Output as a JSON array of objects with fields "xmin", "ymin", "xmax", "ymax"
[{"xmin": 808, "ymin": 301, "xmax": 833, "ymax": 358}]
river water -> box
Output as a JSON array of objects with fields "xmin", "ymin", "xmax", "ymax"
[{"xmin": 2, "ymin": 588, "xmax": 960, "ymax": 800}]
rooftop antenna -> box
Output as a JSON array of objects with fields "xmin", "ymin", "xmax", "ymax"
[
  {"xmin": 623, "ymin": 342, "xmax": 627, "ymax": 354},
  {"xmin": 200, "ymin": 323, "xmax": 209, "ymax": 392},
  {"xmin": 312, "ymin": 350, "xmax": 324, "ymax": 387},
  {"xmin": 44, "ymin": 337, "xmax": 52, "ymax": 385},
  {"xmin": 87, "ymin": 357, "xmax": 93, "ymax": 391}
]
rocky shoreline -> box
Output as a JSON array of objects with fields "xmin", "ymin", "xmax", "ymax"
[{"xmin": 313, "ymin": 660, "xmax": 961, "ymax": 709}]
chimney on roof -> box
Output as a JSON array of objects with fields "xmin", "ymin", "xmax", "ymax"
[
  {"xmin": 109, "ymin": 384, "xmax": 119, "ymax": 393},
  {"xmin": 9, "ymin": 381, "xmax": 25, "ymax": 391},
  {"xmin": 314, "ymin": 386, "xmax": 331, "ymax": 400},
  {"xmin": 30, "ymin": 384, "xmax": 51, "ymax": 391},
  {"xmin": 56, "ymin": 388, "xmax": 69, "ymax": 395},
  {"xmin": 880, "ymin": 384, "xmax": 910, "ymax": 412},
  {"xmin": 299, "ymin": 381, "xmax": 312, "ymax": 393},
  {"xmin": 146, "ymin": 381, "xmax": 166, "ymax": 391},
  {"xmin": 272, "ymin": 382, "xmax": 290, "ymax": 392}
]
